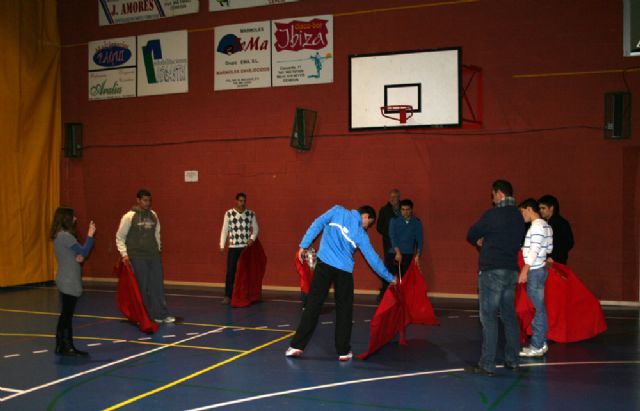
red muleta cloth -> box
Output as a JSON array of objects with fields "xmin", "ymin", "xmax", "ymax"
[
  {"xmin": 114, "ymin": 260, "xmax": 158, "ymax": 334},
  {"xmin": 294, "ymin": 252, "xmax": 313, "ymax": 294},
  {"xmin": 231, "ymin": 239, "xmax": 267, "ymax": 308},
  {"xmin": 358, "ymin": 261, "xmax": 438, "ymax": 359},
  {"xmin": 515, "ymin": 252, "xmax": 607, "ymax": 343}
]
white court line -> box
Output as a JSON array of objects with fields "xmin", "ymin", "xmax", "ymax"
[
  {"xmin": 185, "ymin": 360, "xmax": 640, "ymax": 411},
  {"xmin": 321, "ymin": 321, "xmax": 333, "ymax": 325},
  {"xmin": 0, "ymin": 386, "xmax": 24, "ymax": 394},
  {"xmin": 186, "ymin": 333, "xmax": 200, "ymax": 336},
  {"xmin": 87, "ymin": 343, "xmax": 102, "ymax": 347},
  {"xmin": 0, "ymin": 327, "xmax": 225, "ymax": 403},
  {"xmin": 277, "ymin": 324, "xmax": 290, "ymax": 328},
  {"xmin": 113, "ymin": 340, "xmax": 127, "ymax": 344},
  {"xmin": 138, "ymin": 337, "xmax": 152, "ymax": 341},
  {"xmin": 162, "ymin": 335, "xmax": 176, "ymax": 339},
  {"xmin": 32, "ymin": 350, "xmax": 48, "ymax": 354},
  {"xmin": 3, "ymin": 354, "xmax": 20, "ymax": 359}
]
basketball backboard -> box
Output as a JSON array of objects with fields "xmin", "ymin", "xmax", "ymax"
[{"xmin": 349, "ymin": 47, "xmax": 461, "ymax": 130}]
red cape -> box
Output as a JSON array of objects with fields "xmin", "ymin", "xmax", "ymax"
[
  {"xmin": 294, "ymin": 252, "xmax": 313, "ymax": 294},
  {"xmin": 231, "ymin": 239, "xmax": 267, "ymax": 308},
  {"xmin": 114, "ymin": 260, "xmax": 158, "ymax": 334},
  {"xmin": 515, "ymin": 259, "xmax": 607, "ymax": 343},
  {"xmin": 358, "ymin": 261, "xmax": 438, "ymax": 359}
]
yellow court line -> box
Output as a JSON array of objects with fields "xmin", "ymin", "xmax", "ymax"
[
  {"xmin": 103, "ymin": 331, "xmax": 294, "ymax": 411},
  {"xmin": 334, "ymin": 0, "xmax": 478, "ymax": 17},
  {"xmin": 0, "ymin": 308, "xmax": 291, "ymax": 333},
  {"xmin": 0, "ymin": 333, "xmax": 247, "ymax": 353},
  {"xmin": 513, "ymin": 67, "xmax": 640, "ymax": 78}
]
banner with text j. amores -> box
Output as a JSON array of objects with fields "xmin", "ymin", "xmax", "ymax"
[
  {"xmin": 98, "ymin": 0, "xmax": 199, "ymax": 26},
  {"xmin": 271, "ymin": 15, "xmax": 333, "ymax": 87}
]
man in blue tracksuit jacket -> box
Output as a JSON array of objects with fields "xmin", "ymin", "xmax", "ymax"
[{"xmin": 286, "ymin": 205, "xmax": 396, "ymax": 361}]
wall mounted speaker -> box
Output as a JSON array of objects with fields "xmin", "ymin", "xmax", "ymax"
[
  {"xmin": 290, "ymin": 108, "xmax": 317, "ymax": 151},
  {"xmin": 604, "ymin": 92, "xmax": 631, "ymax": 140},
  {"xmin": 64, "ymin": 123, "xmax": 83, "ymax": 157}
]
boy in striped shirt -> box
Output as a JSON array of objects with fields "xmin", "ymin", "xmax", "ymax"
[{"xmin": 518, "ymin": 198, "xmax": 554, "ymax": 357}]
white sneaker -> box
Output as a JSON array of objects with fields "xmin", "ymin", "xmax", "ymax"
[
  {"xmin": 542, "ymin": 342, "xmax": 549, "ymax": 354},
  {"xmin": 154, "ymin": 319, "xmax": 163, "ymax": 324},
  {"xmin": 163, "ymin": 316, "xmax": 176, "ymax": 323},
  {"xmin": 338, "ymin": 352, "xmax": 353, "ymax": 361},
  {"xmin": 285, "ymin": 347, "xmax": 303, "ymax": 357},
  {"xmin": 519, "ymin": 345, "xmax": 546, "ymax": 357}
]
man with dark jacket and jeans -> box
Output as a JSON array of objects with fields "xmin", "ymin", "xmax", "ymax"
[
  {"xmin": 466, "ymin": 180, "xmax": 525, "ymax": 376},
  {"xmin": 285, "ymin": 205, "xmax": 396, "ymax": 361}
]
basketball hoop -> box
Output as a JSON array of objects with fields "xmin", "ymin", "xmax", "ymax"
[{"xmin": 380, "ymin": 105, "xmax": 414, "ymax": 124}]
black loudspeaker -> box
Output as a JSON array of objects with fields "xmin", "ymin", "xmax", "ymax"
[
  {"xmin": 604, "ymin": 92, "xmax": 631, "ymax": 140},
  {"xmin": 64, "ymin": 123, "xmax": 83, "ymax": 157},
  {"xmin": 290, "ymin": 108, "xmax": 317, "ymax": 151}
]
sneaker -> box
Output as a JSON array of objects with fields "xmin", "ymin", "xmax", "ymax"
[
  {"xmin": 163, "ymin": 316, "xmax": 175, "ymax": 323},
  {"xmin": 542, "ymin": 342, "xmax": 549, "ymax": 354},
  {"xmin": 338, "ymin": 352, "xmax": 353, "ymax": 361},
  {"xmin": 154, "ymin": 319, "xmax": 163, "ymax": 324},
  {"xmin": 519, "ymin": 345, "xmax": 546, "ymax": 357},
  {"xmin": 285, "ymin": 347, "xmax": 303, "ymax": 358},
  {"xmin": 221, "ymin": 297, "xmax": 230, "ymax": 305}
]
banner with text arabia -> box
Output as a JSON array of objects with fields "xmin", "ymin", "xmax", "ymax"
[
  {"xmin": 214, "ymin": 21, "xmax": 271, "ymax": 90},
  {"xmin": 137, "ymin": 30, "xmax": 189, "ymax": 96},
  {"xmin": 88, "ymin": 37, "xmax": 137, "ymax": 100},
  {"xmin": 271, "ymin": 15, "xmax": 333, "ymax": 87},
  {"xmin": 99, "ymin": 0, "xmax": 198, "ymax": 26},
  {"xmin": 209, "ymin": 0, "xmax": 298, "ymax": 12}
]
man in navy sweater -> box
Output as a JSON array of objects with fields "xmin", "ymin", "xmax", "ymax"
[
  {"xmin": 286, "ymin": 205, "xmax": 396, "ymax": 361},
  {"xmin": 466, "ymin": 180, "xmax": 525, "ymax": 376}
]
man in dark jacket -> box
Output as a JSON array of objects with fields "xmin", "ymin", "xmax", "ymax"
[
  {"xmin": 376, "ymin": 188, "xmax": 400, "ymax": 302},
  {"xmin": 466, "ymin": 180, "xmax": 525, "ymax": 376},
  {"xmin": 538, "ymin": 194, "xmax": 574, "ymax": 265}
]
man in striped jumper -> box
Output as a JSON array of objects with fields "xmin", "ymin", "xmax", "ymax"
[
  {"xmin": 219, "ymin": 192, "xmax": 259, "ymax": 305},
  {"xmin": 518, "ymin": 198, "xmax": 554, "ymax": 357}
]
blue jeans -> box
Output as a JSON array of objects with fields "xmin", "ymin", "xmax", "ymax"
[
  {"xmin": 527, "ymin": 267, "xmax": 548, "ymax": 349},
  {"xmin": 478, "ymin": 269, "xmax": 520, "ymax": 372}
]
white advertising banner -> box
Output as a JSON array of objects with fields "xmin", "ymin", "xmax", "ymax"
[
  {"xmin": 98, "ymin": 0, "xmax": 199, "ymax": 26},
  {"xmin": 88, "ymin": 36, "xmax": 137, "ymax": 100},
  {"xmin": 209, "ymin": 0, "xmax": 298, "ymax": 12},
  {"xmin": 214, "ymin": 21, "xmax": 272, "ymax": 90},
  {"xmin": 137, "ymin": 30, "xmax": 189, "ymax": 96},
  {"xmin": 271, "ymin": 15, "xmax": 333, "ymax": 87}
]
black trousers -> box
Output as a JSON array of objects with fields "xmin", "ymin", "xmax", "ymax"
[
  {"xmin": 290, "ymin": 260, "xmax": 354, "ymax": 355},
  {"xmin": 57, "ymin": 292, "xmax": 78, "ymax": 331},
  {"xmin": 225, "ymin": 247, "xmax": 245, "ymax": 297},
  {"xmin": 379, "ymin": 252, "xmax": 396, "ymax": 294}
]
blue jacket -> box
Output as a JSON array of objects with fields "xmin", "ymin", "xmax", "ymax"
[
  {"xmin": 467, "ymin": 205, "xmax": 525, "ymax": 272},
  {"xmin": 390, "ymin": 215, "xmax": 423, "ymax": 255},
  {"xmin": 299, "ymin": 205, "xmax": 394, "ymax": 282}
]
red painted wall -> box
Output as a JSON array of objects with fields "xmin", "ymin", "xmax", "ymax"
[{"xmin": 58, "ymin": 0, "xmax": 640, "ymax": 301}]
